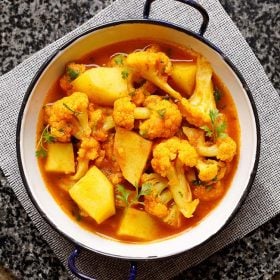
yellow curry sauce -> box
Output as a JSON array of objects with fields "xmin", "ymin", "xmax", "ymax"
[{"xmin": 37, "ymin": 40, "xmax": 240, "ymax": 242}]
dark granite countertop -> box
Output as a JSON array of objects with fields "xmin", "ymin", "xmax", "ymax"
[{"xmin": 0, "ymin": 0, "xmax": 279, "ymax": 279}]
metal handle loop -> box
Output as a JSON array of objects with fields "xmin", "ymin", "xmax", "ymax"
[
  {"xmin": 68, "ymin": 247, "xmax": 137, "ymax": 280},
  {"xmin": 143, "ymin": 0, "xmax": 209, "ymax": 36}
]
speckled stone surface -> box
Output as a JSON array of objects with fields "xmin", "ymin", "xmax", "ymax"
[{"xmin": 0, "ymin": 0, "xmax": 279, "ymax": 279}]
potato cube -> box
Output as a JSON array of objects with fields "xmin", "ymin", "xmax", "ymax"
[
  {"xmin": 72, "ymin": 67, "xmax": 129, "ymax": 106},
  {"xmin": 171, "ymin": 62, "xmax": 197, "ymax": 96},
  {"xmin": 45, "ymin": 143, "xmax": 75, "ymax": 174},
  {"xmin": 117, "ymin": 208, "xmax": 158, "ymax": 241},
  {"xmin": 69, "ymin": 166, "xmax": 115, "ymax": 224},
  {"xmin": 114, "ymin": 128, "xmax": 152, "ymax": 186}
]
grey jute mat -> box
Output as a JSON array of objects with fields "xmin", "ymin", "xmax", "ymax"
[{"xmin": 0, "ymin": 0, "xmax": 279, "ymax": 279}]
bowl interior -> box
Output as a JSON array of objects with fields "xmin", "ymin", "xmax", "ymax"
[{"xmin": 19, "ymin": 21, "xmax": 258, "ymax": 259}]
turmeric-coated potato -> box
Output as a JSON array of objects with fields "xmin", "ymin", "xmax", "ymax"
[
  {"xmin": 71, "ymin": 67, "xmax": 129, "ymax": 106},
  {"xmin": 69, "ymin": 166, "xmax": 116, "ymax": 224},
  {"xmin": 171, "ymin": 62, "xmax": 197, "ymax": 96},
  {"xmin": 45, "ymin": 143, "xmax": 75, "ymax": 174},
  {"xmin": 114, "ymin": 128, "xmax": 152, "ymax": 186},
  {"xmin": 117, "ymin": 208, "xmax": 158, "ymax": 241}
]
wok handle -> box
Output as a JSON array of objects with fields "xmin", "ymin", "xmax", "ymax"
[
  {"xmin": 143, "ymin": 0, "xmax": 209, "ymax": 36},
  {"xmin": 68, "ymin": 247, "xmax": 137, "ymax": 280}
]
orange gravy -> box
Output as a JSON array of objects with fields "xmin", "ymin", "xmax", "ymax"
[{"xmin": 37, "ymin": 40, "xmax": 240, "ymax": 243}]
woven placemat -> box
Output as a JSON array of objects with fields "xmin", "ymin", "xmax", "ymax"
[{"xmin": 0, "ymin": 0, "xmax": 279, "ymax": 279}]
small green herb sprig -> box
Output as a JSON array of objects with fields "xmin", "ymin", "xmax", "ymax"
[
  {"xmin": 157, "ymin": 108, "xmax": 166, "ymax": 119},
  {"xmin": 63, "ymin": 103, "xmax": 81, "ymax": 117},
  {"xmin": 121, "ymin": 69, "xmax": 129, "ymax": 80},
  {"xmin": 214, "ymin": 88, "xmax": 222, "ymax": 103},
  {"xmin": 35, "ymin": 125, "xmax": 55, "ymax": 158},
  {"xmin": 67, "ymin": 67, "xmax": 80, "ymax": 80},
  {"xmin": 201, "ymin": 109, "xmax": 227, "ymax": 142},
  {"xmin": 114, "ymin": 54, "xmax": 125, "ymax": 66},
  {"xmin": 192, "ymin": 176, "xmax": 217, "ymax": 191},
  {"xmin": 116, "ymin": 182, "xmax": 152, "ymax": 207}
]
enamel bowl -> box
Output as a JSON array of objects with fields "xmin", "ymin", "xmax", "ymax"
[{"xmin": 16, "ymin": 0, "xmax": 260, "ymax": 277}]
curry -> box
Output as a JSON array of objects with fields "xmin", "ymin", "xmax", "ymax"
[{"xmin": 36, "ymin": 40, "xmax": 239, "ymax": 242}]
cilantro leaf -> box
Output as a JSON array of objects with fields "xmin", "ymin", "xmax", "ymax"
[
  {"xmin": 192, "ymin": 179, "xmax": 203, "ymax": 186},
  {"xmin": 201, "ymin": 109, "xmax": 228, "ymax": 142},
  {"xmin": 114, "ymin": 54, "xmax": 124, "ymax": 66},
  {"xmin": 42, "ymin": 129, "xmax": 55, "ymax": 144},
  {"xmin": 214, "ymin": 88, "xmax": 222, "ymax": 103},
  {"xmin": 35, "ymin": 125, "xmax": 55, "ymax": 158},
  {"xmin": 157, "ymin": 108, "xmax": 166, "ymax": 119},
  {"xmin": 116, "ymin": 184, "xmax": 130, "ymax": 206},
  {"xmin": 67, "ymin": 67, "xmax": 79, "ymax": 80},
  {"xmin": 138, "ymin": 182, "xmax": 152, "ymax": 197},
  {"xmin": 216, "ymin": 122, "xmax": 227, "ymax": 138},
  {"xmin": 121, "ymin": 69, "xmax": 129, "ymax": 79},
  {"xmin": 35, "ymin": 147, "xmax": 47, "ymax": 158},
  {"xmin": 200, "ymin": 125, "xmax": 213, "ymax": 137},
  {"xmin": 63, "ymin": 103, "xmax": 81, "ymax": 116},
  {"xmin": 209, "ymin": 109, "xmax": 219, "ymax": 125}
]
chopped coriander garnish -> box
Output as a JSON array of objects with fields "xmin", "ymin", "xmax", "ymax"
[
  {"xmin": 200, "ymin": 125, "xmax": 213, "ymax": 138},
  {"xmin": 129, "ymin": 91, "xmax": 136, "ymax": 97},
  {"xmin": 67, "ymin": 67, "xmax": 79, "ymax": 80},
  {"xmin": 209, "ymin": 109, "xmax": 219, "ymax": 124},
  {"xmin": 192, "ymin": 179, "xmax": 203, "ymax": 186},
  {"xmin": 116, "ymin": 184, "xmax": 130, "ymax": 207},
  {"xmin": 206, "ymin": 185, "xmax": 213, "ymax": 191},
  {"xmin": 35, "ymin": 125, "xmax": 55, "ymax": 158},
  {"xmin": 157, "ymin": 108, "xmax": 166, "ymax": 119},
  {"xmin": 211, "ymin": 176, "xmax": 218, "ymax": 183},
  {"xmin": 71, "ymin": 209, "xmax": 82, "ymax": 222},
  {"xmin": 76, "ymin": 212, "xmax": 82, "ymax": 222},
  {"xmin": 114, "ymin": 54, "xmax": 124, "ymax": 66},
  {"xmin": 138, "ymin": 182, "xmax": 152, "ymax": 198},
  {"xmin": 63, "ymin": 103, "xmax": 81, "ymax": 116},
  {"xmin": 42, "ymin": 129, "xmax": 55, "ymax": 144},
  {"xmin": 216, "ymin": 121, "xmax": 227, "ymax": 139},
  {"xmin": 178, "ymin": 191, "xmax": 183, "ymax": 198},
  {"xmin": 116, "ymin": 182, "xmax": 152, "ymax": 208},
  {"xmin": 214, "ymin": 88, "xmax": 222, "ymax": 103},
  {"xmin": 201, "ymin": 109, "xmax": 227, "ymax": 142},
  {"xmin": 121, "ymin": 69, "xmax": 129, "ymax": 79},
  {"xmin": 35, "ymin": 147, "xmax": 47, "ymax": 158}
]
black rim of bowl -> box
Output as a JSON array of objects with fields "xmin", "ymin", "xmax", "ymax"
[{"xmin": 16, "ymin": 19, "xmax": 261, "ymax": 260}]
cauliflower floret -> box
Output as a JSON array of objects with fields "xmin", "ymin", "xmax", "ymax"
[
  {"xmin": 113, "ymin": 97, "xmax": 138, "ymax": 130},
  {"xmin": 178, "ymin": 56, "xmax": 216, "ymax": 127},
  {"xmin": 129, "ymin": 80, "xmax": 156, "ymax": 106},
  {"xmin": 196, "ymin": 159, "xmax": 218, "ymax": 182},
  {"xmin": 45, "ymin": 92, "xmax": 91, "ymax": 142},
  {"xmin": 192, "ymin": 181, "xmax": 224, "ymax": 202},
  {"xmin": 88, "ymin": 104, "xmax": 114, "ymax": 142},
  {"xmin": 71, "ymin": 136, "xmax": 100, "ymax": 180},
  {"xmin": 182, "ymin": 126, "xmax": 237, "ymax": 162},
  {"xmin": 139, "ymin": 95, "xmax": 182, "ymax": 139},
  {"xmin": 141, "ymin": 173, "xmax": 181, "ymax": 227},
  {"xmin": 95, "ymin": 134, "xmax": 123, "ymax": 185},
  {"xmin": 215, "ymin": 137, "xmax": 237, "ymax": 162},
  {"xmin": 59, "ymin": 63, "xmax": 86, "ymax": 92},
  {"xmin": 113, "ymin": 96, "xmax": 182, "ymax": 139},
  {"xmin": 152, "ymin": 137, "xmax": 198, "ymax": 178},
  {"xmin": 151, "ymin": 137, "xmax": 199, "ymax": 218},
  {"xmin": 142, "ymin": 173, "xmax": 170, "ymax": 218},
  {"xmin": 126, "ymin": 50, "xmax": 182, "ymax": 100}
]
